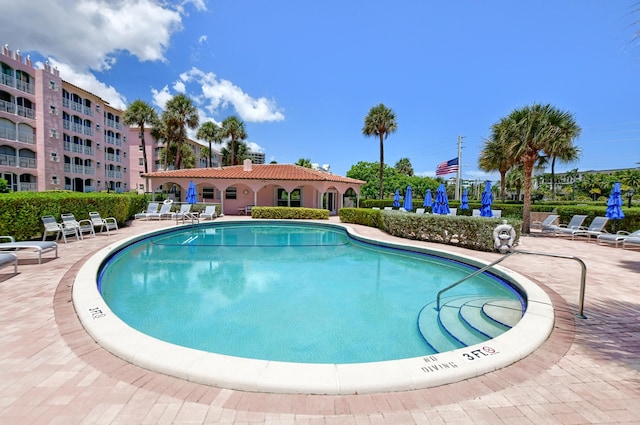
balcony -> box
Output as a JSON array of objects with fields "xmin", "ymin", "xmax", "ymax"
[
  {"xmin": 18, "ymin": 182, "xmax": 37, "ymax": 191},
  {"xmin": 18, "ymin": 157, "xmax": 36, "ymax": 168},
  {"xmin": 16, "ymin": 105, "xmax": 35, "ymax": 119},
  {"xmin": 17, "ymin": 131, "xmax": 35, "ymax": 144},
  {"xmin": 0, "ymin": 154, "xmax": 17, "ymax": 166},
  {"xmin": 106, "ymin": 170, "xmax": 122, "ymax": 178},
  {"xmin": 0, "ymin": 74, "xmax": 14, "ymax": 87},
  {"xmin": 0, "ymin": 99, "xmax": 16, "ymax": 114},
  {"xmin": 15, "ymin": 79, "xmax": 34, "ymax": 94}
]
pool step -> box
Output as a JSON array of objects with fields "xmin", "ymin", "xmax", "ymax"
[{"xmin": 418, "ymin": 296, "xmax": 524, "ymax": 353}]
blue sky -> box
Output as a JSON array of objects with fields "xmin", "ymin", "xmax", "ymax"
[{"xmin": 3, "ymin": 1, "xmax": 640, "ymax": 178}]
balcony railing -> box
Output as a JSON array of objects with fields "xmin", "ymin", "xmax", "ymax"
[
  {"xmin": 106, "ymin": 170, "xmax": 122, "ymax": 178},
  {"xmin": 15, "ymin": 79, "xmax": 34, "ymax": 94},
  {"xmin": 17, "ymin": 105, "xmax": 35, "ymax": 119},
  {"xmin": 18, "ymin": 182, "xmax": 37, "ymax": 191},
  {"xmin": 0, "ymin": 127, "xmax": 16, "ymax": 141},
  {"xmin": 0, "ymin": 74, "xmax": 14, "ymax": 87},
  {"xmin": 19, "ymin": 157, "xmax": 36, "ymax": 168},
  {"xmin": 17, "ymin": 131, "xmax": 35, "ymax": 144},
  {"xmin": 0, "ymin": 154, "xmax": 17, "ymax": 166},
  {"xmin": 0, "ymin": 99, "xmax": 16, "ymax": 113}
]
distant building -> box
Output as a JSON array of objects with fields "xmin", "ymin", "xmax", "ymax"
[{"xmin": 245, "ymin": 150, "xmax": 265, "ymax": 164}]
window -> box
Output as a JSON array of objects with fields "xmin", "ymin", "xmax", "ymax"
[
  {"xmin": 50, "ymin": 128, "xmax": 57, "ymax": 138},
  {"xmin": 225, "ymin": 187, "xmax": 237, "ymax": 200},
  {"xmin": 49, "ymin": 81, "xmax": 57, "ymax": 91},
  {"xmin": 139, "ymin": 158, "xmax": 144, "ymax": 166},
  {"xmin": 49, "ymin": 105, "xmax": 57, "ymax": 115},
  {"xmin": 139, "ymin": 184, "xmax": 144, "ymax": 190},
  {"xmin": 277, "ymin": 188, "xmax": 301, "ymax": 207}
]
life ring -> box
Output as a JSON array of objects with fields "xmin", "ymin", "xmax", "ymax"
[
  {"xmin": 163, "ymin": 199, "xmax": 174, "ymax": 205},
  {"xmin": 493, "ymin": 223, "xmax": 516, "ymax": 252}
]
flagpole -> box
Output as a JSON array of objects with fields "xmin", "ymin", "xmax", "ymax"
[{"xmin": 456, "ymin": 135, "xmax": 463, "ymax": 201}]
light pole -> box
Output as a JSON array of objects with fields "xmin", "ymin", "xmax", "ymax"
[{"xmin": 627, "ymin": 189, "xmax": 634, "ymax": 208}]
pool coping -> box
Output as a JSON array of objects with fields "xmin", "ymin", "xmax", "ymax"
[{"xmin": 72, "ymin": 220, "xmax": 555, "ymax": 395}]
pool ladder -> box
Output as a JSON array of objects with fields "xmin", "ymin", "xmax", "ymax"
[{"xmin": 436, "ymin": 249, "xmax": 588, "ymax": 319}]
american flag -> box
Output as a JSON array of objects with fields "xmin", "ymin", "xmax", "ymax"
[{"xmin": 435, "ymin": 157, "xmax": 459, "ymax": 176}]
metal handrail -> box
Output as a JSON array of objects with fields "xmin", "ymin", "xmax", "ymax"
[{"xmin": 436, "ymin": 249, "xmax": 588, "ymax": 319}]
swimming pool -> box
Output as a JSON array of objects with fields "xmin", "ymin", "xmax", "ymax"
[{"xmin": 73, "ymin": 220, "xmax": 554, "ymax": 394}]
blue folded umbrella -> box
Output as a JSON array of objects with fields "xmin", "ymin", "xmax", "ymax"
[
  {"xmin": 403, "ymin": 186, "xmax": 413, "ymax": 211},
  {"xmin": 480, "ymin": 181, "xmax": 493, "ymax": 217}
]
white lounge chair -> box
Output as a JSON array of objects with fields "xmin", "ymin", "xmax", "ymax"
[
  {"xmin": 597, "ymin": 229, "xmax": 640, "ymax": 248},
  {"xmin": 61, "ymin": 213, "xmax": 95, "ymax": 239},
  {"xmin": 448, "ymin": 208, "xmax": 457, "ymax": 216},
  {"xmin": 0, "ymin": 236, "xmax": 58, "ymax": 264},
  {"xmin": 174, "ymin": 204, "xmax": 192, "ymax": 220},
  {"xmin": 492, "ymin": 210, "xmax": 502, "ymax": 218},
  {"xmin": 532, "ymin": 214, "xmax": 559, "ymax": 231},
  {"xmin": 472, "ymin": 209, "xmax": 480, "ymax": 217},
  {"xmin": 622, "ymin": 236, "xmax": 640, "ymax": 250},
  {"xmin": 41, "ymin": 215, "xmax": 79, "ymax": 243},
  {"xmin": 200, "ymin": 205, "xmax": 217, "ymax": 220},
  {"xmin": 0, "ymin": 252, "xmax": 18, "ymax": 274},
  {"xmin": 135, "ymin": 202, "xmax": 159, "ymax": 220},
  {"xmin": 555, "ymin": 216, "xmax": 608, "ymax": 240},
  {"xmin": 89, "ymin": 212, "xmax": 118, "ymax": 236},
  {"xmin": 543, "ymin": 214, "xmax": 587, "ymax": 236},
  {"xmin": 415, "ymin": 208, "xmax": 425, "ymax": 214},
  {"xmin": 147, "ymin": 202, "xmax": 174, "ymax": 220},
  {"xmin": 383, "ymin": 206, "xmax": 393, "ymax": 211}
]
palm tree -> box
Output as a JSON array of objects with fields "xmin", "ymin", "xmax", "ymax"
[
  {"xmin": 123, "ymin": 100, "xmax": 158, "ymax": 192},
  {"xmin": 542, "ymin": 111, "xmax": 582, "ymax": 199},
  {"xmin": 220, "ymin": 140, "xmax": 249, "ymax": 166},
  {"xmin": 362, "ymin": 103, "xmax": 398, "ymax": 199},
  {"xmin": 196, "ymin": 121, "xmax": 222, "ymax": 167},
  {"xmin": 296, "ymin": 158, "xmax": 313, "ymax": 168},
  {"xmin": 479, "ymin": 121, "xmax": 515, "ymax": 202},
  {"xmin": 498, "ymin": 104, "xmax": 579, "ymax": 233},
  {"xmin": 150, "ymin": 118, "xmax": 181, "ymax": 170},
  {"xmin": 219, "ymin": 116, "xmax": 247, "ymax": 166},
  {"xmin": 163, "ymin": 94, "xmax": 199, "ymax": 170},
  {"xmin": 394, "ymin": 157, "xmax": 414, "ymax": 176}
]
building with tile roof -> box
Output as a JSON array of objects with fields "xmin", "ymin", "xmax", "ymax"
[{"xmin": 142, "ymin": 160, "xmax": 365, "ymax": 215}]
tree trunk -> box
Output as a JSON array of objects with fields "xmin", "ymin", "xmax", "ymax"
[
  {"xmin": 522, "ymin": 156, "xmax": 535, "ymax": 234},
  {"xmin": 208, "ymin": 141, "xmax": 212, "ymax": 167},
  {"xmin": 551, "ymin": 157, "xmax": 556, "ymax": 200},
  {"xmin": 140, "ymin": 125, "xmax": 149, "ymax": 193},
  {"xmin": 500, "ymin": 170, "xmax": 506, "ymax": 202},
  {"xmin": 378, "ymin": 133, "xmax": 384, "ymax": 199}
]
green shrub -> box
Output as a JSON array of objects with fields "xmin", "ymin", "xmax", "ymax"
[
  {"xmin": 0, "ymin": 191, "xmax": 148, "ymax": 240},
  {"xmin": 251, "ymin": 207, "xmax": 329, "ymax": 220},
  {"xmin": 339, "ymin": 208, "xmax": 521, "ymax": 252}
]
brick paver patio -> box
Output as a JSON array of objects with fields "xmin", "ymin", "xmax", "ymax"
[{"xmin": 1, "ymin": 216, "xmax": 638, "ymax": 424}]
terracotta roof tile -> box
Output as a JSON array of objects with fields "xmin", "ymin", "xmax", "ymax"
[{"xmin": 143, "ymin": 164, "xmax": 365, "ymax": 185}]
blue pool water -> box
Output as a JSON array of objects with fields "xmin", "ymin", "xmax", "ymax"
[{"xmin": 98, "ymin": 222, "xmax": 523, "ymax": 364}]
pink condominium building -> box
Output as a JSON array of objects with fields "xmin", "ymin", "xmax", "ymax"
[{"xmin": 1, "ymin": 44, "xmax": 130, "ymax": 193}]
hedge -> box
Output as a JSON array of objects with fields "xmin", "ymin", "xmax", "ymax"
[
  {"xmin": 339, "ymin": 208, "xmax": 521, "ymax": 252},
  {"xmin": 250, "ymin": 207, "xmax": 330, "ymax": 220},
  {"xmin": 0, "ymin": 192, "xmax": 148, "ymax": 241}
]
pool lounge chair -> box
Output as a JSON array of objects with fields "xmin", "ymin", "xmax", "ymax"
[
  {"xmin": 0, "ymin": 253, "xmax": 18, "ymax": 274},
  {"xmin": 622, "ymin": 236, "xmax": 640, "ymax": 250},
  {"xmin": 532, "ymin": 214, "xmax": 559, "ymax": 231},
  {"xmin": 448, "ymin": 208, "xmax": 457, "ymax": 216},
  {"xmin": 492, "ymin": 210, "xmax": 502, "ymax": 218},
  {"xmin": 89, "ymin": 212, "xmax": 118, "ymax": 236},
  {"xmin": 472, "ymin": 209, "xmax": 480, "ymax": 217},
  {"xmin": 555, "ymin": 216, "xmax": 608, "ymax": 240},
  {"xmin": 383, "ymin": 206, "xmax": 393, "ymax": 211},
  {"xmin": 200, "ymin": 205, "xmax": 217, "ymax": 220},
  {"xmin": 597, "ymin": 229, "xmax": 640, "ymax": 248},
  {"xmin": 415, "ymin": 208, "xmax": 426, "ymax": 214},
  {"xmin": 135, "ymin": 202, "xmax": 159, "ymax": 220},
  {"xmin": 0, "ymin": 236, "xmax": 58, "ymax": 264},
  {"xmin": 147, "ymin": 202, "xmax": 174, "ymax": 220},
  {"xmin": 41, "ymin": 215, "xmax": 79, "ymax": 243},
  {"xmin": 61, "ymin": 213, "xmax": 95, "ymax": 239},
  {"xmin": 174, "ymin": 204, "xmax": 192, "ymax": 219},
  {"xmin": 542, "ymin": 214, "xmax": 587, "ymax": 236}
]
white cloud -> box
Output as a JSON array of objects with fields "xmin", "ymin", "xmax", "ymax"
[
  {"xmin": 177, "ymin": 67, "xmax": 285, "ymax": 123},
  {"xmin": 151, "ymin": 85, "xmax": 174, "ymax": 109},
  {"xmin": 1, "ymin": 0, "xmax": 183, "ymax": 72},
  {"xmin": 246, "ymin": 142, "xmax": 265, "ymax": 153},
  {"xmin": 44, "ymin": 59, "xmax": 128, "ymax": 110},
  {"xmin": 198, "ymin": 35, "xmax": 208, "ymax": 44}
]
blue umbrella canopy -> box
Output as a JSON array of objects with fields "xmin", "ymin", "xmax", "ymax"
[
  {"xmin": 393, "ymin": 189, "xmax": 400, "ymax": 208},
  {"xmin": 460, "ymin": 188, "xmax": 469, "ymax": 210},
  {"xmin": 605, "ymin": 182, "xmax": 625, "ymax": 220},
  {"xmin": 403, "ymin": 186, "xmax": 413, "ymax": 211},
  {"xmin": 480, "ymin": 181, "xmax": 493, "ymax": 217},
  {"xmin": 432, "ymin": 183, "xmax": 450, "ymax": 215},
  {"xmin": 423, "ymin": 189, "xmax": 433, "ymax": 208},
  {"xmin": 186, "ymin": 181, "xmax": 198, "ymax": 205}
]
